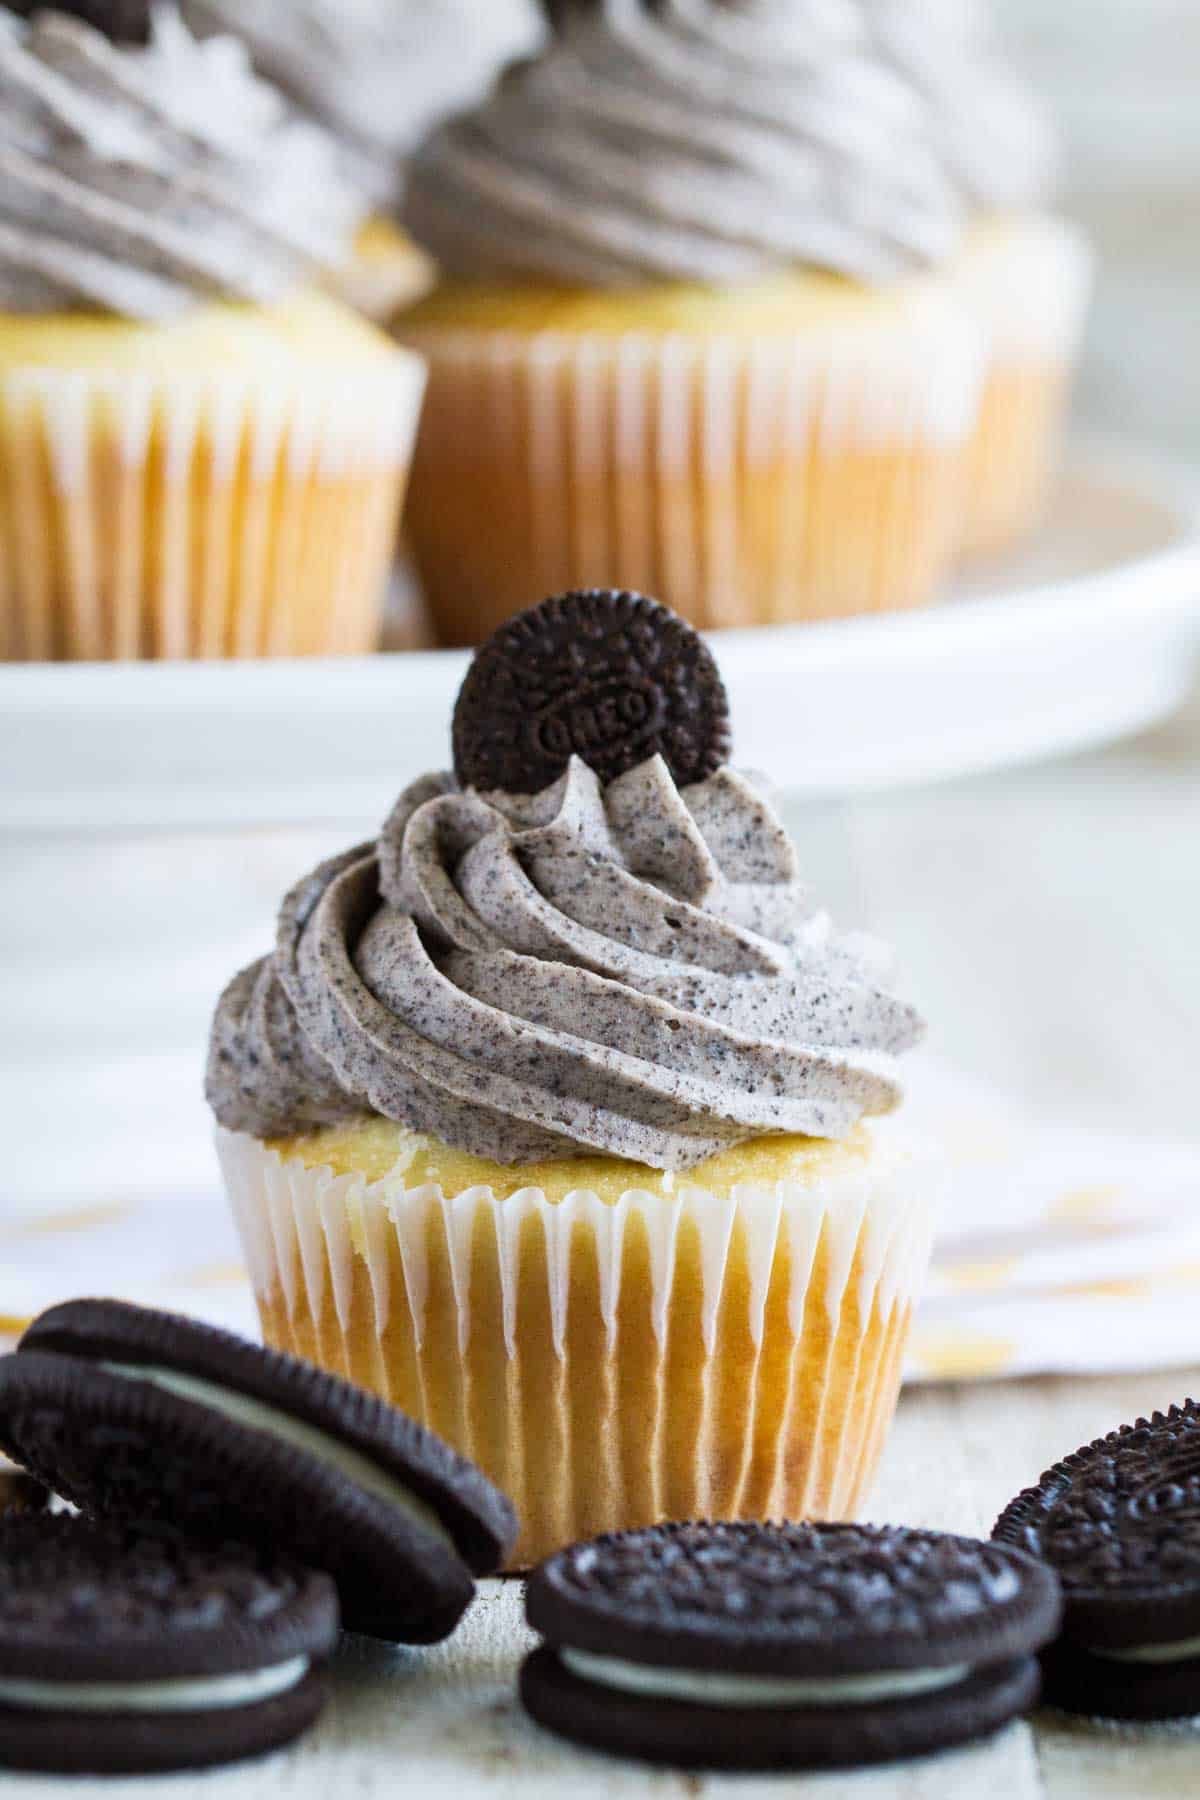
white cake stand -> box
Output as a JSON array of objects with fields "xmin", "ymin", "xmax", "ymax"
[{"xmin": 4, "ymin": 440, "xmax": 1198, "ymax": 833}]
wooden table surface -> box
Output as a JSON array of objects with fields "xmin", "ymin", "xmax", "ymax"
[{"xmin": 8, "ymin": 675, "xmax": 1200, "ymax": 1797}]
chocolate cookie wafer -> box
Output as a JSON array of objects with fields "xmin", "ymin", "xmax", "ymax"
[
  {"xmin": 0, "ymin": 1514, "xmax": 336, "ymax": 1774},
  {"xmin": 521, "ymin": 1520, "xmax": 1061, "ymax": 1769},
  {"xmin": 452, "ymin": 589, "xmax": 732, "ymax": 794},
  {"xmin": 995, "ymin": 1399, "xmax": 1200, "ymax": 1719},
  {"xmin": 2, "ymin": 1298, "xmax": 517, "ymax": 1642}
]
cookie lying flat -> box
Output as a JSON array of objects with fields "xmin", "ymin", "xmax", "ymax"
[
  {"xmin": 994, "ymin": 1400, "xmax": 1200, "ymax": 1719},
  {"xmin": 521, "ymin": 1521, "xmax": 1061, "ymax": 1770},
  {"xmin": 2, "ymin": 1298, "xmax": 518, "ymax": 1642},
  {"xmin": 0, "ymin": 1515, "xmax": 336, "ymax": 1775}
]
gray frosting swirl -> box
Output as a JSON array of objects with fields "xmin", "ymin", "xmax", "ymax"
[
  {"xmin": 404, "ymin": 0, "xmax": 966, "ymax": 288},
  {"xmin": 868, "ymin": 0, "xmax": 1055, "ymax": 211},
  {"xmin": 183, "ymin": 0, "xmax": 544, "ymax": 206},
  {"xmin": 0, "ymin": 7, "xmax": 360, "ymax": 320},
  {"xmin": 208, "ymin": 756, "xmax": 923, "ymax": 1170}
]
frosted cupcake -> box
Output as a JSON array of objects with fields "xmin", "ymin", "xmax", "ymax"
[
  {"xmin": 183, "ymin": 0, "xmax": 544, "ymax": 321},
  {"xmin": 393, "ymin": 0, "xmax": 983, "ymax": 644},
  {"xmin": 208, "ymin": 590, "xmax": 938, "ymax": 1568},
  {"xmin": 0, "ymin": 4, "xmax": 425, "ymax": 661},
  {"xmin": 870, "ymin": 0, "xmax": 1093, "ymax": 557}
]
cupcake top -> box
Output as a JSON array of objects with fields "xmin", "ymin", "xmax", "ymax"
[
  {"xmin": 404, "ymin": 0, "xmax": 966, "ymax": 288},
  {"xmin": 183, "ymin": 0, "xmax": 544, "ymax": 206},
  {"xmin": 0, "ymin": 4, "xmax": 361, "ymax": 320},
  {"xmin": 208, "ymin": 592, "xmax": 924, "ymax": 1171}
]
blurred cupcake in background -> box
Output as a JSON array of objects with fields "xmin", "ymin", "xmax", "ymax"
[
  {"xmin": 394, "ymin": 0, "xmax": 983, "ymax": 645},
  {"xmin": 0, "ymin": 3, "xmax": 425, "ymax": 661},
  {"xmin": 871, "ymin": 0, "xmax": 1093, "ymax": 558},
  {"xmin": 183, "ymin": 0, "xmax": 545, "ymax": 320}
]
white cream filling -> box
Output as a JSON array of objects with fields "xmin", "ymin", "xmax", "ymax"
[
  {"xmin": 0, "ymin": 1655, "xmax": 309, "ymax": 1716},
  {"xmin": 101, "ymin": 1362, "xmax": 454, "ymax": 1553},
  {"xmin": 1089, "ymin": 1632, "xmax": 1200, "ymax": 1667},
  {"xmin": 559, "ymin": 1649, "xmax": 971, "ymax": 1709}
]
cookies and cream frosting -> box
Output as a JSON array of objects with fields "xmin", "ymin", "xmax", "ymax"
[
  {"xmin": 404, "ymin": 0, "xmax": 967, "ymax": 288},
  {"xmin": 208, "ymin": 755, "xmax": 923, "ymax": 1169},
  {"xmin": 0, "ymin": 6, "xmax": 360, "ymax": 320},
  {"xmin": 869, "ymin": 0, "xmax": 1055, "ymax": 211},
  {"xmin": 404, "ymin": 0, "xmax": 1054, "ymax": 290},
  {"xmin": 183, "ymin": 0, "xmax": 544, "ymax": 204}
]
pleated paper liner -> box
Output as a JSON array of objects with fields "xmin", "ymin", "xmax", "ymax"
[
  {"xmin": 0, "ymin": 347, "xmax": 426, "ymax": 661},
  {"xmin": 395, "ymin": 284, "xmax": 983, "ymax": 646},
  {"xmin": 956, "ymin": 215, "xmax": 1094, "ymax": 560},
  {"xmin": 219, "ymin": 1129, "xmax": 939, "ymax": 1569}
]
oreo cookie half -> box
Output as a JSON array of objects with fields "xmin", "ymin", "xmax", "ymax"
[
  {"xmin": 452, "ymin": 590, "xmax": 731, "ymax": 794},
  {"xmin": 0, "ymin": 1514, "xmax": 336, "ymax": 1775},
  {"xmin": 521, "ymin": 1521, "xmax": 1061, "ymax": 1770},
  {"xmin": 4, "ymin": 1, "xmax": 152, "ymax": 43},
  {"xmin": 994, "ymin": 1400, "xmax": 1200, "ymax": 1719},
  {"xmin": 1, "ymin": 1298, "xmax": 518, "ymax": 1642}
]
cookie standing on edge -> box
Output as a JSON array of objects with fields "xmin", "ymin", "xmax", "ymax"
[
  {"xmin": 521, "ymin": 1521, "xmax": 1062, "ymax": 1770},
  {"xmin": 0, "ymin": 1515, "xmax": 337, "ymax": 1775},
  {"xmin": 1, "ymin": 1298, "xmax": 518, "ymax": 1643},
  {"xmin": 994, "ymin": 1400, "xmax": 1200, "ymax": 1719},
  {"xmin": 452, "ymin": 588, "xmax": 732, "ymax": 794}
]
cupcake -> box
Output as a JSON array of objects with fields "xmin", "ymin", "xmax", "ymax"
[
  {"xmin": 208, "ymin": 590, "xmax": 938, "ymax": 1568},
  {"xmin": 870, "ymin": 0, "xmax": 1093, "ymax": 557},
  {"xmin": 183, "ymin": 0, "xmax": 544, "ymax": 322},
  {"xmin": 392, "ymin": 0, "xmax": 984, "ymax": 645},
  {"xmin": 0, "ymin": 4, "xmax": 425, "ymax": 661}
]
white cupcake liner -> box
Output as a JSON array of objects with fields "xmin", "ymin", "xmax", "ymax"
[
  {"xmin": 958, "ymin": 215, "xmax": 1094, "ymax": 367},
  {"xmin": 398, "ymin": 286, "xmax": 984, "ymax": 637},
  {"xmin": 0, "ymin": 350, "xmax": 426, "ymax": 660},
  {"xmin": 219, "ymin": 1127, "xmax": 940, "ymax": 1564}
]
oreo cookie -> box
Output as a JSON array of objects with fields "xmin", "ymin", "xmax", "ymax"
[
  {"xmin": 4, "ymin": 1, "xmax": 152, "ymax": 42},
  {"xmin": 521, "ymin": 1521, "xmax": 1061, "ymax": 1770},
  {"xmin": 994, "ymin": 1400, "xmax": 1200, "ymax": 1719},
  {"xmin": 1, "ymin": 1298, "xmax": 518, "ymax": 1643},
  {"xmin": 452, "ymin": 590, "xmax": 731, "ymax": 794},
  {"xmin": 0, "ymin": 1514, "xmax": 336, "ymax": 1775}
]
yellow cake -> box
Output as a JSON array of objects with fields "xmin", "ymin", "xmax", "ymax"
[{"xmin": 334, "ymin": 217, "xmax": 436, "ymax": 325}]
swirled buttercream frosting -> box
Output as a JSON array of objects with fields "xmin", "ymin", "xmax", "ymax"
[
  {"xmin": 0, "ymin": 6, "xmax": 360, "ymax": 319},
  {"xmin": 208, "ymin": 755, "xmax": 923, "ymax": 1169},
  {"xmin": 868, "ymin": 0, "xmax": 1055, "ymax": 210},
  {"xmin": 404, "ymin": 0, "xmax": 966, "ymax": 287},
  {"xmin": 183, "ymin": 0, "xmax": 544, "ymax": 204}
]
